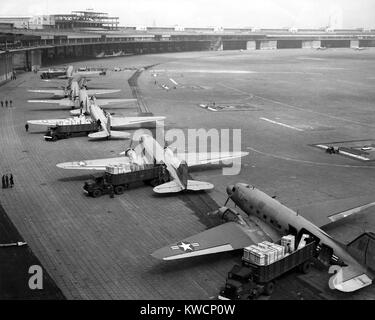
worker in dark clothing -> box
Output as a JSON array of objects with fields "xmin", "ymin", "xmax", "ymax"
[
  {"xmin": 9, "ymin": 100, "xmax": 12, "ymax": 107},
  {"xmin": 97, "ymin": 119, "xmax": 101, "ymax": 127},
  {"xmin": 25, "ymin": 123, "xmax": 29, "ymax": 132},
  {"xmin": 5, "ymin": 100, "xmax": 8, "ymax": 107},
  {"xmin": 9, "ymin": 174, "xmax": 14, "ymax": 188},
  {"xmin": 5, "ymin": 175, "xmax": 9, "ymax": 188},
  {"xmin": 1, "ymin": 101, "xmax": 3, "ymax": 107},
  {"xmin": 2, "ymin": 175, "xmax": 5, "ymax": 189},
  {"xmin": 109, "ymin": 185, "xmax": 115, "ymax": 198}
]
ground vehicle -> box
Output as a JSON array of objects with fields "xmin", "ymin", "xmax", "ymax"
[
  {"xmin": 218, "ymin": 241, "xmax": 316, "ymax": 300},
  {"xmin": 83, "ymin": 164, "xmax": 170, "ymax": 197},
  {"xmin": 44, "ymin": 123, "xmax": 99, "ymax": 141}
]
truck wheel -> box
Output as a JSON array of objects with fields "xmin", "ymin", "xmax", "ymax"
[
  {"xmin": 264, "ymin": 281, "xmax": 275, "ymax": 296},
  {"xmin": 299, "ymin": 261, "xmax": 312, "ymax": 274},
  {"xmin": 114, "ymin": 185, "xmax": 125, "ymax": 195},
  {"xmin": 92, "ymin": 189, "xmax": 102, "ymax": 198}
]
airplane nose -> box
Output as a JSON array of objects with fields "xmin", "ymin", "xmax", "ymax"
[{"xmin": 226, "ymin": 185, "xmax": 235, "ymax": 196}]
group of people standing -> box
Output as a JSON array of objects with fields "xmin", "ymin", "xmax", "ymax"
[
  {"xmin": 2, "ymin": 174, "xmax": 14, "ymax": 189},
  {"xmin": 1, "ymin": 100, "xmax": 13, "ymax": 108}
]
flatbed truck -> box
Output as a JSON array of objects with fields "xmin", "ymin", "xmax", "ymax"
[
  {"xmin": 83, "ymin": 164, "xmax": 170, "ymax": 197},
  {"xmin": 218, "ymin": 241, "xmax": 316, "ymax": 300},
  {"xmin": 44, "ymin": 122, "xmax": 99, "ymax": 141}
]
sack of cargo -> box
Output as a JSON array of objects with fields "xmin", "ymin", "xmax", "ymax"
[{"xmin": 281, "ymin": 235, "xmax": 295, "ymax": 253}]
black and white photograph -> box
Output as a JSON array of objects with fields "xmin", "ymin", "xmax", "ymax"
[{"xmin": 0, "ymin": 0, "xmax": 375, "ymax": 309}]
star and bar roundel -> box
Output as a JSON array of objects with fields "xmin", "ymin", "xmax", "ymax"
[{"xmin": 171, "ymin": 241, "xmax": 200, "ymax": 252}]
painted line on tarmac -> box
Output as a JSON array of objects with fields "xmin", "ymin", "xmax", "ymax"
[
  {"xmin": 246, "ymin": 146, "xmax": 375, "ymax": 168},
  {"xmin": 219, "ymin": 83, "xmax": 375, "ymax": 129},
  {"xmin": 260, "ymin": 117, "xmax": 304, "ymax": 132},
  {"xmin": 316, "ymin": 144, "xmax": 370, "ymax": 161}
]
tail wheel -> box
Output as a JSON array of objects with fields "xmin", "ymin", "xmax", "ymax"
[
  {"xmin": 114, "ymin": 185, "xmax": 126, "ymax": 195},
  {"xmin": 264, "ymin": 281, "xmax": 275, "ymax": 296},
  {"xmin": 92, "ymin": 189, "xmax": 102, "ymax": 198},
  {"xmin": 299, "ymin": 261, "xmax": 312, "ymax": 274}
]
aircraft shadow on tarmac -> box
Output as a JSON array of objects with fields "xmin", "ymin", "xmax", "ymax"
[{"xmin": 58, "ymin": 174, "xmax": 96, "ymax": 182}]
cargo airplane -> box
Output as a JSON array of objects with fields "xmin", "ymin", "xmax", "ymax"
[
  {"xmin": 28, "ymin": 103, "xmax": 165, "ymax": 140},
  {"xmin": 57, "ymin": 135, "xmax": 248, "ymax": 193},
  {"xmin": 39, "ymin": 65, "xmax": 106, "ymax": 80},
  {"xmin": 28, "ymin": 86, "xmax": 136, "ymax": 111},
  {"xmin": 29, "ymin": 78, "xmax": 121, "ymax": 98},
  {"xmin": 152, "ymin": 183, "xmax": 375, "ymax": 293}
]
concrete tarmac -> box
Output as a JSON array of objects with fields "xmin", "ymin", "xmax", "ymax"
[{"xmin": 1, "ymin": 48, "xmax": 375, "ymax": 299}]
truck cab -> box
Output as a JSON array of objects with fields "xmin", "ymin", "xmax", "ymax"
[{"xmin": 220, "ymin": 265, "xmax": 263, "ymax": 300}]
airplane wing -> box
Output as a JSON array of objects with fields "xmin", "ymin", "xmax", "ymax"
[
  {"xmin": 110, "ymin": 116, "xmax": 165, "ymax": 128},
  {"xmin": 56, "ymin": 157, "xmax": 130, "ymax": 170},
  {"xmin": 296, "ymin": 195, "xmax": 375, "ymax": 228},
  {"xmin": 28, "ymin": 89, "xmax": 65, "ymax": 96},
  {"xmin": 151, "ymin": 221, "xmax": 270, "ymax": 261},
  {"xmin": 177, "ymin": 151, "xmax": 249, "ymax": 167},
  {"xmin": 96, "ymin": 98, "xmax": 137, "ymax": 106},
  {"xmin": 86, "ymin": 89, "xmax": 121, "ymax": 96},
  {"xmin": 27, "ymin": 99, "xmax": 73, "ymax": 107}
]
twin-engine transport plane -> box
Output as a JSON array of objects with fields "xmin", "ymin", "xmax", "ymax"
[
  {"xmin": 28, "ymin": 103, "xmax": 165, "ymax": 140},
  {"xmin": 152, "ymin": 183, "xmax": 375, "ymax": 292},
  {"xmin": 39, "ymin": 65, "xmax": 106, "ymax": 80},
  {"xmin": 28, "ymin": 87, "xmax": 136, "ymax": 110},
  {"xmin": 56, "ymin": 135, "xmax": 249, "ymax": 193},
  {"xmin": 28, "ymin": 78, "xmax": 120, "ymax": 98}
]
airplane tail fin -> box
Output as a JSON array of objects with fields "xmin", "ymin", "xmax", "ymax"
[{"xmin": 347, "ymin": 232, "xmax": 375, "ymax": 271}]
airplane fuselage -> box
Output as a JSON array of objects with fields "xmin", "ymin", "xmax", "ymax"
[{"xmin": 229, "ymin": 183, "xmax": 369, "ymax": 274}]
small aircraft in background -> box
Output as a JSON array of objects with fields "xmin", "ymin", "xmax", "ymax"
[
  {"xmin": 152, "ymin": 183, "xmax": 375, "ymax": 293},
  {"xmin": 28, "ymin": 102, "xmax": 165, "ymax": 140},
  {"xmin": 56, "ymin": 134, "xmax": 248, "ymax": 193},
  {"xmin": 316, "ymin": 46, "xmax": 328, "ymax": 50},
  {"xmin": 352, "ymin": 46, "xmax": 365, "ymax": 51}
]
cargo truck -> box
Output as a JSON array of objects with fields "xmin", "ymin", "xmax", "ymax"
[
  {"xmin": 44, "ymin": 122, "xmax": 99, "ymax": 141},
  {"xmin": 83, "ymin": 163, "xmax": 170, "ymax": 197},
  {"xmin": 218, "ymin": 241, "xmax": 316, "ymax": 300}
]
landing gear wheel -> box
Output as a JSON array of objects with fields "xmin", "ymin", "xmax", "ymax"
[
  {"xmin": 299, "ymin": 261, "xmax": 312, "ymax": 274},
  {"xmin": 264, "ymin": 281, "xmax": 275, "ymax": 296},
  {"xmin": 114, "ymin": 185, "xmax": 126, "ymax": 195}
]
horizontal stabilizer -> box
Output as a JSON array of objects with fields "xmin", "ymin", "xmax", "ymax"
[
  {"xmin": 88, "ymin": 131, "xmax": 109, "ymax": 139},
  {"xmin": 329, "ymin": 266, "xmax": 372, "ymax": 292},
  {"xmin": 88, "ymin": 131, "xmax": 130, "ymax": 139},
  {"xmin": 187, "ymin": 180, "xmax": 214, "ymax": 191},
  {"xmin": 56, "ymin": 157, "xmax": 131, "ymax": 170},
  {"xmin": 153, "ymin": 181, "xmax": 184, "ymax": 194}
]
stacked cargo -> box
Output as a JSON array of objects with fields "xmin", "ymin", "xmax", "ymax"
[
  {"xmin": 106, "ymin": 164, "xmax": 132, "ymax": 174},
  {"xmin": 281, "ymin": 235, "xmax": 295, "ymax": 253},
  {"xmin": 243, "ymin": 241, "xmax": 288, "ymax": 266}
]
